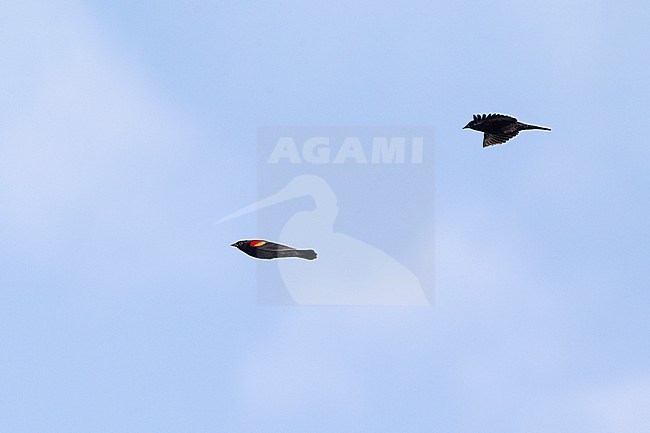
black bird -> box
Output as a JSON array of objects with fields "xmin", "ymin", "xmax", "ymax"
[
  {"xmin": 231, "ymin": 239, "xmax": 317, "ymax": 260},
  {"xmin": 463, "ymin": 113, "xmax": 551, "ymax": 147}
]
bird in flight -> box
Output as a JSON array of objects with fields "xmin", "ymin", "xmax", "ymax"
[
  {"xmin": 231, "ymin": 240, "xmax": 317, "ymax": 260},
  {"xmin": 463, "ymin": 113, "xmax": 551, "ymax": 147}
]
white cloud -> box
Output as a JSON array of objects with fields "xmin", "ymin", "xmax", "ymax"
[
  {"xmin": 0, "ymin": 2, "xmax": 195, "ymax": 252},
  {"xmin": 578, "ymin": 374, "xmax": 650, "ymax": 433}
]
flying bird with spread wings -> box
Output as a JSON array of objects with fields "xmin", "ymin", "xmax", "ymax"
[{"xmin": 463, "ymin": 113, "xmax": 551, "ymax": 147}]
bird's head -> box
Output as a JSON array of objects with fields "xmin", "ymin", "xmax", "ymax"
[
  {"xmin": 231, "ymin": 240, "xmax": 248, "ymax": 249},
  {"xmin": 463, "ymin": 114, "xmax": 483, "ymax": 130}
]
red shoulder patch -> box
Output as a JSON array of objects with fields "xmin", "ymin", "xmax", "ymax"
[{"xmin": 250, "ymin": 240, "xmax": 267, "ymax": 247}]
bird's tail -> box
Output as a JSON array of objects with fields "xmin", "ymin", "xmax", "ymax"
[
  {"xmin": 295, "ymin": 249, "xmax": 318, "ymax": 260},
  {"xmin": 518, "ymin": 122, "xmax": 551, "ymax": 131}
]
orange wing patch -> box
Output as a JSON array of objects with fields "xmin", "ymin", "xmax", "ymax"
[{"xmin": 250, "ymin": 240, "xmax": 267, "ymax": 247}]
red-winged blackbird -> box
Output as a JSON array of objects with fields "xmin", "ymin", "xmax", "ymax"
[
  {"xmin": 463, "ymin": 113, "xmax": 551, "ymax": 147},
  {"xmin": 231, "ymin": 240, "xmax": 317, "ymax": 260}
]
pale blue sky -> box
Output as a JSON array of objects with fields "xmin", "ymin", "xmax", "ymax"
[{"xmin": 1, "ymin": 1, "xmax": 649, "ymax": 432}]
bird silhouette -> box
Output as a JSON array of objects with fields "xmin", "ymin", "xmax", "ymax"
[
  {"xmin": 218, "ymin": 175, "xmax": 429, "ymax": 305},
  {"xmin": 463, "ymin": 113, "xmax": 551, "ymax": 147},
  {"xmin": 231, "ymin": 239, "xmax": 317, "ymax": 260}
]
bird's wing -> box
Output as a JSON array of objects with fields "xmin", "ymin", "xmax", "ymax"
[
  {"xmin": 251, "ymin": 240, "xmax": 298, "ymax": 252},
  {"xmin": 484, "ymin": 113, "xmax": 517, "ymax": 122},
  {"xmin": 483, "ymin": 130, "xmax": 519, "ymax": 147}
]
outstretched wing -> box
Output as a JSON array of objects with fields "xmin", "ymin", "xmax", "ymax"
[
  {"xmin": 473, "ymin": 113, "xmax": 518, "ymax": 125},
  {"xmin": 483, "ymin": 130, "xmax": 519, "ymax": 147},
  {"xmin": 471, "ymin": 114, "xmax": 518, "ymax": 135},
  {"xmin": 484, "ymin": 113, "xmax": 517, "ymax": 122}
]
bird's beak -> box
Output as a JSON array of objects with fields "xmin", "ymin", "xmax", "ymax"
[
  {"xmin": 230, "ymin": 243, "xmax": 237, "ymax": 247},
  {"xmin": 216, "ymin": 178, "xmax": 310, "ymax": 224}
]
